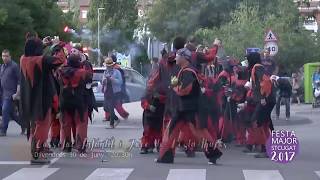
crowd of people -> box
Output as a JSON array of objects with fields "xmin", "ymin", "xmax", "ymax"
[
  {"xmin": 0, "ymin": 32, "xmax": 317, "ymax": 166},
  {"xmin": 140, "ymin": 36, "xmax": 280, "ymax": 165},
  {"xmin": 0, "ymin": 33, "xmax": 131, "ymax": 164}
]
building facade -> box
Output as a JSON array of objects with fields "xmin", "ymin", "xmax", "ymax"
[
  {"xmin": 295, "ymin": 0, "xmax": 320, "ymax": 32},
  {"xmin": 57, "ymin": 0, "xmax": 90, "ymax": 23}
]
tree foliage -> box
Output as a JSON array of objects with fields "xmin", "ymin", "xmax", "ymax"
[
  {"xmin": 0, "ymin": 0, "xmax": 73, "ymax": 60},
  {"xmin": 195, "ymin": 0, "xmax": 320, "ymax": 72},
  {"xmin": 0, "ymin": 8, "xmax": 8, "ymax": 25},
  {"xmin": 147, "ymin": 0, "xmax": 241, "ymax": 42},
  {"xmin": 87, "ymin": 0, "xmax": 138, "ymax": 54}
]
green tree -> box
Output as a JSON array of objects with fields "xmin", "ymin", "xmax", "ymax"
[
  {"xmin": 0, "ymin": 0, "xmax": 73, "ymax": 60},
  {"xmin": 87, "ymin": 0, "xmax": 138, "ymax": 55},
  {"xmin": 147, "ymin": 0, "xmax": 241, "ymax": 42},
  {"xmin": 195, "ymin": 0, "xmax": 319, "ymax": 72},
  {"xmin": 0, "ymin": 8, "xmax": 8, "ymax": 25}
]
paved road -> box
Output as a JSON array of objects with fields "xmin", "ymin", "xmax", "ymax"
[{"xmin": 0, "ymin": 103, "xmax": 319, "ymax": 180}]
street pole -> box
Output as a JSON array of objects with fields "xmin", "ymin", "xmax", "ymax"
[{"xmin": 98, "ymin": 7, "xmax": 104, "ymax": 66}]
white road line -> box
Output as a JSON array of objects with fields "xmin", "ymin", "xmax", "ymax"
[
  {"xmin": 243, "ymin": 170, "xmax": 284, "ymax": 180},
  {"xmin": 166, "ymin": 169, "xmax": 206, "ymax": 180},
  {"xmin": 85, "ymin": 168, "xmax": 134, "ymax": 180},
  {"xmin": 3, "ymin": 168, "xmax": 59, "ymax": 180},
  {"xmin": 315, "ymin": 171, "xmax": 320, "ymax": 178},
  {"xmin": 42, "ymin": 157, "xmax": 60, "ymax": 168},
  {"xmin": 89, "ymin": 124, "xmax": 140, "ymax": 129},
  {"xmin": 0, "ymin": 161, "xmax": 30, "ymax": 165}
]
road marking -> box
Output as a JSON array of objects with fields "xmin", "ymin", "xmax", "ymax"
[
  {"xmin": 0, "ymin": 161, "xmax": 30, "ymax": 165},
  {"xmin": 166, "ymin": 169, "xmax": 206, "ymax": 180},
  {"xmin": 85, "ymin": 168, "xmax": 134, "ymax": 180},
  {"xmin": 3, "ymin": 168, "xmax": 59, "ymax": 180},
  {"xmin": 42, "ymin": 157, "xmax": 60, "ymax": 168},
  {"xmin": 243, "ymin": 170, "xmax": 284, "ymax": 180},
  {"xmin": 89, "ymin": 124, "xmax": 140, "ymax": 129},
  {"xmin": 315, "ymin": 171, "xmax": 320, "ymax": 178}
]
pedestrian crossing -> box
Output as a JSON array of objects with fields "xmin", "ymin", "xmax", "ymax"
[
  {"xmin": 243, "ymin": 170, "xmax": 284, "ymax": 180},
  {"xmin": 3, "ymin": 168, "xmax": 59, "ymax": 180},
  {"xmin": 1, "ymin": 168, "xmax": 320, "ymax": 180},
  {"xmin": 167, "ymin": 169, "xmax": 206, "ymax": 180}
]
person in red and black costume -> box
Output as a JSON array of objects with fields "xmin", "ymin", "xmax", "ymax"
[
  {"xmin": 140, "ymin": 78, "xmax": 166, "ymax": 154},
  {"xmin": 217, "ymin": 58, "xmax": 238, "ymax": 143},
  {"xmin": 20, "ymin": 33, "xmax": 66, "ymax": 164},
  {"xmin": 42, "ymin": 36, "xmax": 67, "ymax": 148},
  {"xmin": 155, "ymin": 48, "xmax": 222, "ymax": 165},
  {"xmin": 73, "ymin": 45, "xmax": 98, "ymax": 123},
  {"xmin": 231, "ymin": 66, "xmax": 250, "ymax": 146},
  {"xmin": 185, "ymin": 37, "xmax": 218, "ymax": 74},
  {"xmin": 58, "ymin": 54, "xmax": 92, "ymax": 153},
  {"xmin": 140, "ymin": 47, "xmax": 176, "ymax": 154},
  {"xmin": 244, "ymin": 52, "xmax": 276, "ymax": 158}
]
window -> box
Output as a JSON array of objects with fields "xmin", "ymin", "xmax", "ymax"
[
  {"xmin": 131, "ymin": 70, "xmax": 146, "ymax": 86},
  {"xmin": 81, "ymin": 10, "xmax": 88, "ymax": 19}
]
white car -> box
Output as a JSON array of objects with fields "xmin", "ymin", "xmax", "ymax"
[{"xmin": 92, "ymin": 67, "xmax": 146, "ymax": 107}]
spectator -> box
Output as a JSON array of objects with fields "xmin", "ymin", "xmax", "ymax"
[
  {"xmin": 0, "ymin": 49, "xmax": 24, "ymax": 136},
  {"xmin": 102, "ymin": 57, "xmax": 124, "ymax": 128},
  {"xmin": 312, "ymin": 67, "xmax": 320, "ymax": 91},
  {"xmin": 291, "ymin": 73, "xmax": 301, "ymax": 104},
  {"xmin": 271, "ymin": 75, "xmax": 292, "ymax": 121}
]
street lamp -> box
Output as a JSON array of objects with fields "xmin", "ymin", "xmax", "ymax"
[{"xmin": 98, "ymin": 7, "xmax": 105, "ymax": 65}]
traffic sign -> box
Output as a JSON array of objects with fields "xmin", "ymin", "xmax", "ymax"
[
  {"xmin": 264, "ymin": 42, "xmax": 278, "ymax": 56},
  {"xmin": 265, "ymin": 29, "xmax": 278, "ymax": 42},
  {"xmin": 246, "ymin": 48, "xmax": 260, "ymax": 55}
]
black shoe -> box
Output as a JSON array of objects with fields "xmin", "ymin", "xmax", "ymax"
[
  {"xmin": 0, "ymin": 131, "xmax": 6, "ymax": 137},
  {"xmin": 20, "ymin": 128, "xmax": 26, "ymax": 135},
  {"xmin": 30, "ymin": 159, "xmax": 50, "ymax": 165},
  {"xmin": 242, "ymin": 145, "xmax": 254, "ymax": 153},
  {"xmin": 78, "ymin": 148, "xmax": 86, "ymax": 154},
  {"xmin": 50, "ymin": 138, "xmax": 60, "ymax": 148},
  {"xmin": 208, "ymin": 149, "xmax": 223, "ymax": 165},
  {"xmin": 155, "ymin": 150, "xmax": 174, "ymax": 163},
  {"xmin": 254, "ymin": 152, "xmax": 269, "ymax": 158},
  {"xmin": 140, "ymin": 147, "xmax": 148, "ymax": 154},
  {"xmin": 63, "ymin": 141, "xmax": 73, "ymax": 152},
  {"xmin": 185, "ymin": 150, "xmax": 196, "ymax": 158}
]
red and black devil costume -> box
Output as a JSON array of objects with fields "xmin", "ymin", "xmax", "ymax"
[
  {"xmin": 217, "ymin": 59, "xmax": 238, "ymax": 142},
  {"xmin": 58, "ymin": 54, "xmax": 92, "ymax": 153},
  {"xmin": 20, "ymin": 34, "xmax": 66, "ymax": 163},
  {"xmin": 156, "ymin": 48, "xmax": 222, "ymax": 165},
  {"xmin": 244, "ymin": 52, "xmax": 276, "ymax": 157},
  {"xmin": 140, "ymin": 68, "xmax": 166, "ymax": 154},
  {"xmin": 231, "ymin": 66, "xmax": 250, "ymax": 146}
]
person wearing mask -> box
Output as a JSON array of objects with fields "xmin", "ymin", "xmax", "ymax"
[{"xmin": 0, "ymin": 49, "xmax": 25, "ymax": 136}]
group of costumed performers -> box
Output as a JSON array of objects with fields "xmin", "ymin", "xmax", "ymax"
[
  {"xmin": 17, "ymin": 32, "xmax": 276, "ymax": 165},
  {"xmin": 140, "ymin": 36, "xmax": 276, "ymax": 165},
  {"xmin": 19, "ymin": 33, "xmax": 96, "ymax": 164}
]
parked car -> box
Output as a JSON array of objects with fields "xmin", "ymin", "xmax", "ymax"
[{"xmin": 92, "ymin": 67, "xmax": 146, "ymax": 107}]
